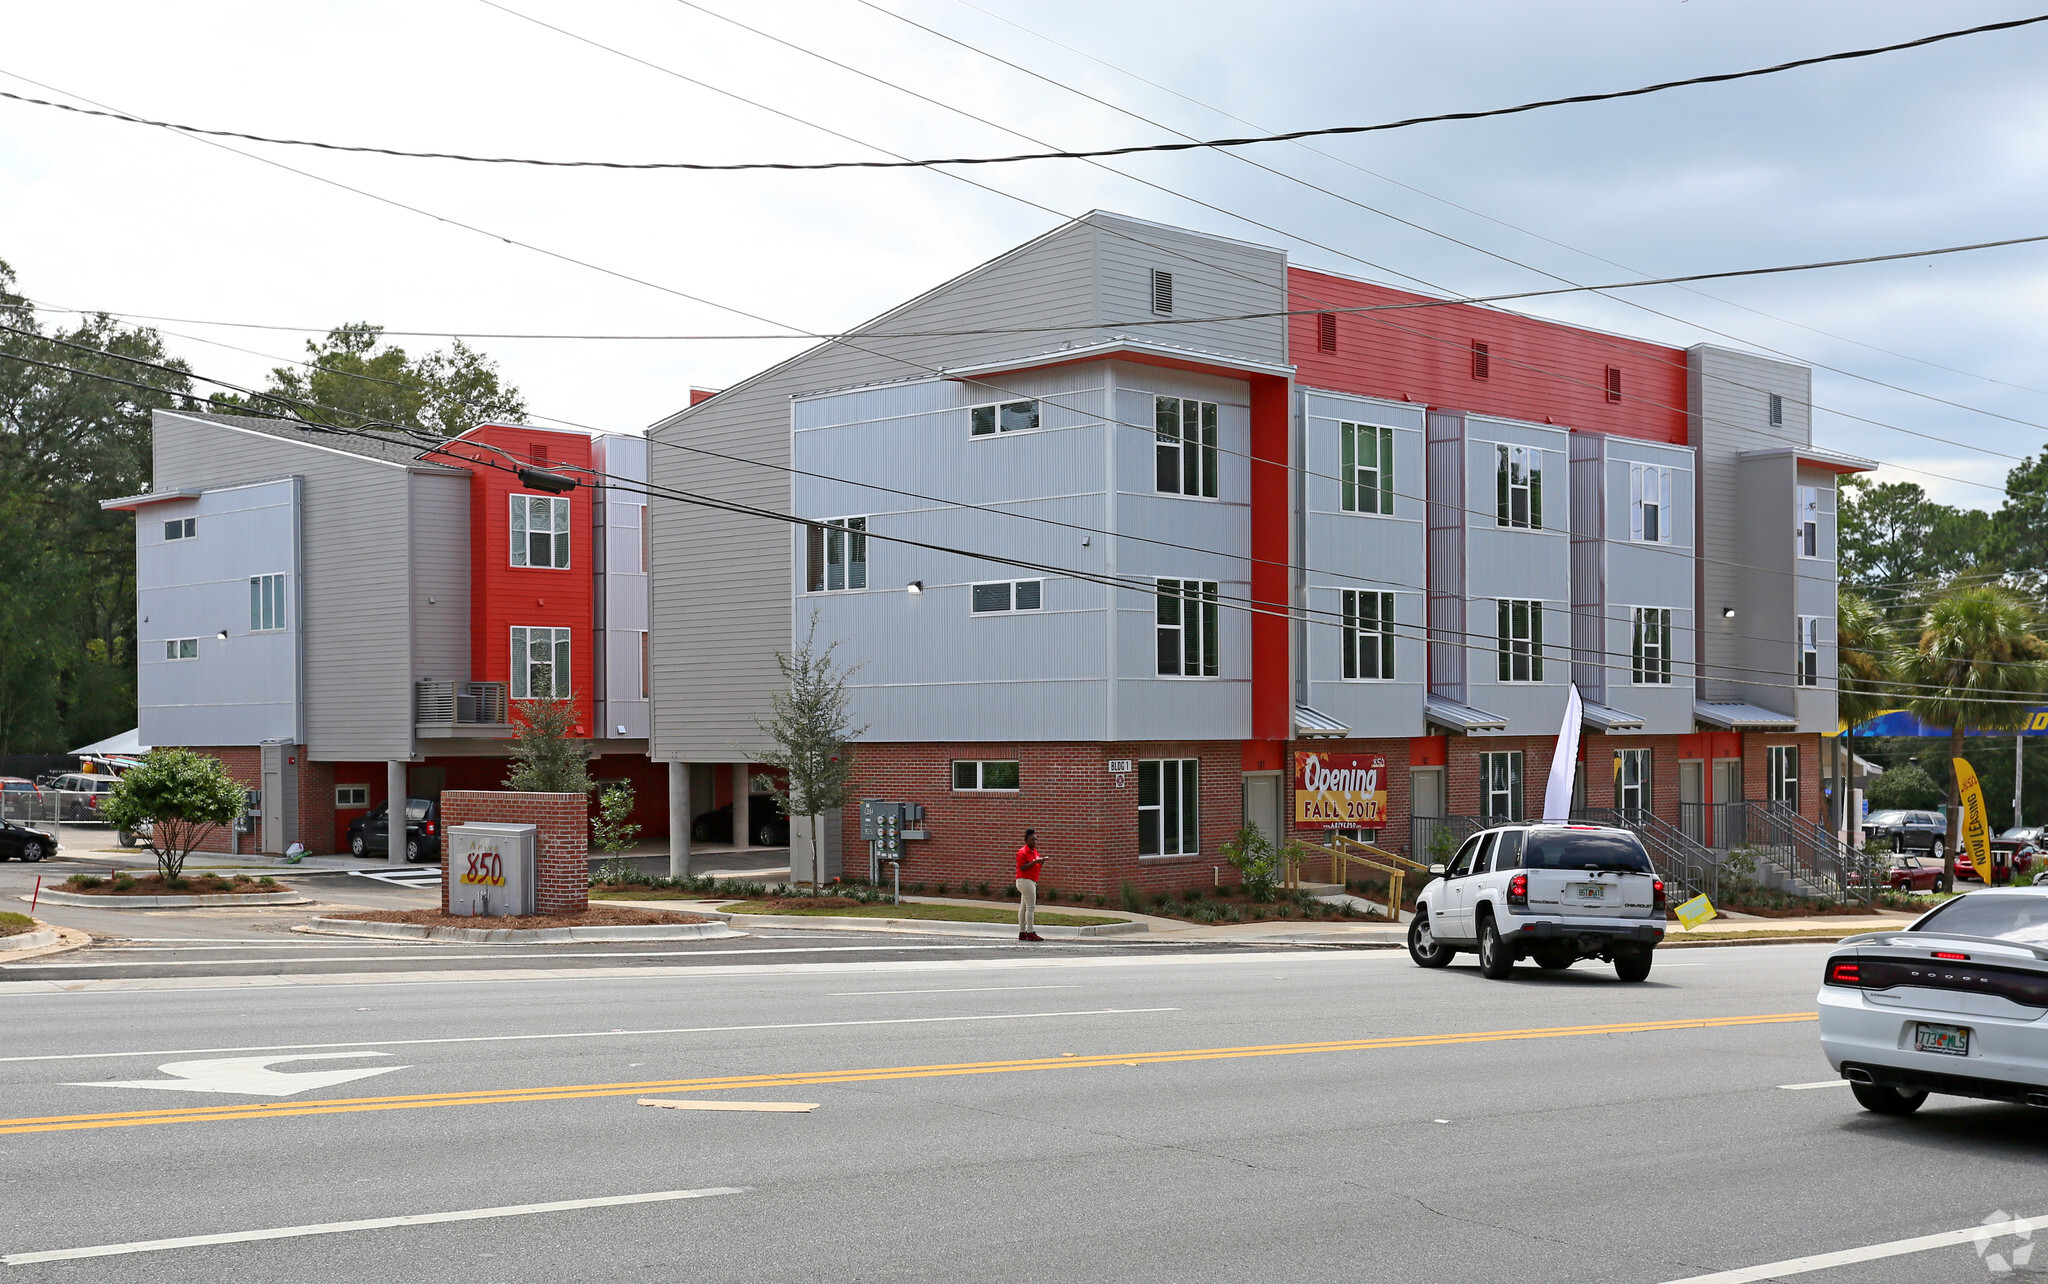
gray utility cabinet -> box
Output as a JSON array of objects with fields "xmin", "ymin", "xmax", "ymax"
[{"xmin": 447, "ymin": 822, "xmax": 537, "ymax": 917}]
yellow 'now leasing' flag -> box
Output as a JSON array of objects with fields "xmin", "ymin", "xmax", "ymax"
[
  {"xmin": 1674, "ymin": 894, "xmax": 1717, "ymax": 930},
  {"xmin": 1955, "ymin": 756, "xmax": 1994, "ymax": 882}
]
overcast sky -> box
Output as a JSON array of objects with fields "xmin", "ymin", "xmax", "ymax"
[{"xmin": 4, "ymin": 0, "xmax": 2045, "ymax": 508}]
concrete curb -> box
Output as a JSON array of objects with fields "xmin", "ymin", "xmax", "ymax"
[
  {"xmin": 1660, "ymin": 935, "xmax": 1848, "ymax": 949},
  {"xmin": 25, "ymin": 890, "xmax": 311, "ymax": 909},
  {"xmin": 0, "ymin": 923, "xmax": 92, "ymax": 963},
  {"xmin": 701, "ymin": 909, "xmax": 1145, "ymax": 939},
  {"xmin": 298, "ymin": 917, "xmax": 744, "ymax": 945},
  {"xmin": 0, "ymin": 929, "xmax": 57, "ymax": 952}
]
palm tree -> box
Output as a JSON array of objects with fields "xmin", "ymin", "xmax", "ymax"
[
  {"xmin": 1898, "ymin": 585, "xmax": 2048, "ymax": 891},
  {"xmin": 1835, "ymin": 592, "xmax": 1895, "ymax": 844}
]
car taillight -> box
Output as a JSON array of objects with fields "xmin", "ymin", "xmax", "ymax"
[
  {"xmin": 1826, "ymin": 959, "xmax": 1862, "ymax": 987},
  {"xmin": 423, "ymin": 822, "xmax": 436, "ymax": 836},
  {"xmin": 1507, "ymin": 873, "xmax": 1527, "ymax": 907},
  {"xmin": 1652, "ymin": 879, "xmax": 1666, "ymax": 909}
]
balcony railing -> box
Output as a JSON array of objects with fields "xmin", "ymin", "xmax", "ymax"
[{"xmin": 414, "ymin": 680, "xmax": 509, "ymax": 729}]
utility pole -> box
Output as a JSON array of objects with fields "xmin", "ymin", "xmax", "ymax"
[{"xmin": 2017, "ymin": 731, "xmax": 2026, "ymax": 830}]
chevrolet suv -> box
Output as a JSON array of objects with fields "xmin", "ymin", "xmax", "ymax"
[{"xmin": 1409, "ymin": 823, "xmax": 1667, "ymax": 982}]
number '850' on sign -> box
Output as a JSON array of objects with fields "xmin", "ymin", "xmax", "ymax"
[{"xmin": 461, "ymin": 849, "xmax": 507, "ymax": 887}]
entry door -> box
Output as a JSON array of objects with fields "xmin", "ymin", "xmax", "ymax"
[
  {"xmin": 1711, "ymin": 759, "xmax": 1744, "ymax": 850},
  {"xmin": 1677, "ymin": 761, "xmax": 1705, "ymax": 845},
  {"xmin": 1242, "ymin": 773, "xmax": 1282, "ymax": 849},
  {"xmin": 1411, "ymin": 768, "xmax": 1444, "ymax": 819}
]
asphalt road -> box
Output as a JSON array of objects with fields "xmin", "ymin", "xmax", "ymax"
[{"xmin": 5, "ymin": 937, "xmax": 2047, "ymax": 1282}]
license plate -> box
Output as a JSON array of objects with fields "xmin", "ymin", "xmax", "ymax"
[
  {"xmin": 1573, "ymin": 884, "xmax": 1607, "ymax": 901},
  {"xmin": 1915, "ymin": 1023, "xmax": 1971, "ymax": 1056}
]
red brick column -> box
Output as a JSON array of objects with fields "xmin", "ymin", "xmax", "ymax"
[{"xmin": 439, "ymin": 790, "xmax": 589, "ymax": 914}]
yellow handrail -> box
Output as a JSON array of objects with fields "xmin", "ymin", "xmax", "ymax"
[{"xmin": 1288, "ymin": 838, "xmax": 1405, "ymax": 920}]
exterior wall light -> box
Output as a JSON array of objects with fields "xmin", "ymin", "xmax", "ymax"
[
  {"xmin": 906, "ymin": 580, "xmax": 924, "ymax": 594},
  {"xmin": 216, "ymin": 629, "xmax": 229, "ymax": 639},
  {"xmin": 1721, "ymin": 607, "xmax": 1736, "ymax": 619}
]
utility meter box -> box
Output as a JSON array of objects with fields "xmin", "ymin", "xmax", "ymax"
[{"xmin": 447, "ymin": 822, "xmax": 537, "ymax": 917}]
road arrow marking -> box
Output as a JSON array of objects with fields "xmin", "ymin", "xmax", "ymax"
[{"xmin": 68, "ymin": 1052, "xmax": 409, "ymax": 1097}]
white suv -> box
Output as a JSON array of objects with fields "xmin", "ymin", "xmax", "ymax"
[{"xmin": 1409, "ymin": 823, "xmax": 1668, "ymax": 982}]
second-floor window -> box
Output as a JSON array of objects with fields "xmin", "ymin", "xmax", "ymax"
[
  {"xmin": 1496, "ymin": 444, "xmax": 1543, "ymax": 529},
  {"xmin": 511, "ymin": 495, "xmax": 572, "ymax": 569},
  {"xmin": 972, "ymin": 580, "xmax": 1042, "ymax": 613},
  {"xmin": 1798, "ymin": 615, "xmax": 1820, "ymax": 686},
  {"xmin": 805, "ymin": 517, "xmax": 868, "ymax": 592},
  {"xmin": 249, "ymin": 574, "xmax": 287, "ymax": 632},
  {"xmin": 1630, "ymin": 463, "xmax": 1672, "ymax": 543},
  {"xmin": 1632, "ymin": 607, "xmax": 1672, "ymax": 684},
  {"xmin": 1340, "ymin": 422, "xmax": 1394, "ymax": 515},
  {"xmin": 1155, "ymin": 397, "xmax": 1219, "ymax": 498},
  {"xmin": 1497, "ymin": 599, "xmax": 1544, "ymax": 683},
  {"xmin": 1341, "ymin": 590, "xmax": 1394, "ymax": 680},
  {"xmin": 511, "ymin": 625, "xmax": 571, "ymax": 699},
  {"xmin": 969, "ymin": 399, "xmax": 1039, "ymax": 436},
  {"xmin": 163, "ymin": 517, "xmax": 196, "ymax": 541},
  {"xmin": 164, "ymin": 638, "xmax": 198, "ymax": 660},
  {"xmin": 1156, "ymin": 579, "xmax": 1219, "ymax": 677},
  {"xmin": 1796, "ymin": 485, "xmax": 1820, "ymax": 558}
]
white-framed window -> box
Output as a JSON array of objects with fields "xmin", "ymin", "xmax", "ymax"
[
  {"xmin": 1796, "ymin": 485, "xmax": 1820, "ymax": 558},
  {"xmin": 805, "ymin": 517, "xmax": 868, "ymax": 592},
  {"xmin": 163, "ymin": 517, "xmax": 196, "ymax": 541},
  {"xmin": 1768, "ymin": 745, "xmax": 1799, "ymax": 805},
  {"xmin": 1156, "ymin": 579, "xmax": 1220, "ymax": 677},
  {"xmin": 969, "ymin": 400, "xmax": 1040, "ymax": 436},
  {"xmin": 1496, "ymin": 444, "xmax": 1543, "ymax": 529},
  {"xmin": 952, "ymin": 760, "xmax": 1021, "ymax": 791},
  {"xmin": 1615, "ymin": 748, "xmax": 1650, "ymax": 812},
  {"xmin": 511, "ymin": 494, "xmax": 572, "ymax": 569},
  {"xmin": 1341, "ymin": 590, "xmax": 1394, "ymax": 680},
  {"xmin": 335, "ymin": 785, "xmax": 369, "ymax": 809},
  {"xmin": 1497, "ymin": 599, "xmax": 1544, "ymax": 683},
  {"xmin": 1480, "ymin": 751, "xmax": 1523, "ymax": 822},
  {"xmin": 1629, "ymin": 463, "xmax": 1672, "ymax": 543},
  {"xmin": 1798, "ymin": 615, "xmax": 1820, "ymax": 686},
  {"xmin": 971, "ymin": 580, "xmax": 1043, "ymax": 613},
  {"xmin": 510, "ymin": 625, "xmax": 571, "ymax": 699},
  {"xmin": 1632, "ymin": 607, "xmax": 1672, "ymax": 685},
  {"xmin": 1340, "ymin": 422, "xmax": 1395, "ymax": 515},
  {"xmin": 249, "ymin": 573, "xmax": 287, "ymax": 632},
  {"xmin": 163, "ymin": 638, "xmax": 199, "ymax": 661},
  {"xmin": 1155, "ymin": 397, "xmax": 1219, "ymax": 499},
  {"xmin": 1139, "ymin": 758, "xmax": 1199, "ymax": 856}
]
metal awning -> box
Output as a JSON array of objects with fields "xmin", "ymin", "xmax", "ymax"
[
  {"xmin": 1582, "ymin": 702, "xmax": 1645, "ymax": 733},
  {"xmin": 1425, "ymin": 696, "xmax": 1509, "ymax": 734},
  {"xmin": 68, "ymin": 728, "xmax": 149, "ymax": 756},
  {"xmin": 1294, "ymin": 705, "xmax": 1349, "ymax": 739},
  {"xmin": 1695, "ymin": 701, "xmax": 1798, "ymax": 732}
]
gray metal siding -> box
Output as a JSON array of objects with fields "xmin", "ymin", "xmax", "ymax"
[
  {"xmin": 1462, "ymin": 417, "xmax": 1572, "ymax": 734},
  {"xmin": 408, "ymin": 472, "xmax": 470, "ymax": 685},
  {"xmin": 648, "ymin": 213, "xmax": 1286, "ymax": 758},
  {"xmin": 152, "ymin": 411, "xmax": 419, "ymax": 760},
  {"xmin": 1734, "ymin": 453, "xmax": 1799, "ymax": 715},
  {"xmin": 1425, "ymin": 410, "xmax": 1467, "ymax": 702}
]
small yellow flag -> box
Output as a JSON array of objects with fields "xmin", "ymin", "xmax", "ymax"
[
  {"xmin": 1954, "ymin": 757, "xmax": 1994, "ymax": 883},
  {"xmin": 1675, "ymin": 893, "xmax": 1717, "ymax": 930}
]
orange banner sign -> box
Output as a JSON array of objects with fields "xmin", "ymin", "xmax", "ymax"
[{"xmin": 1294, "ymin": 752, "xmax": 1388, "ymax": 828}]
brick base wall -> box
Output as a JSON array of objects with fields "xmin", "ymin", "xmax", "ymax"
[{"xmin": 439, "ymin": 790, "xmax": 589, "ymax": 914}]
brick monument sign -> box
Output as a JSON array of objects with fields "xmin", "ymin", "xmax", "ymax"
[{"xmin": 439, "ymin": 790, "xmax": 588, "ymax": 914}]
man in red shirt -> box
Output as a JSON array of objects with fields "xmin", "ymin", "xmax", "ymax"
[{"xmin": 1015, "ymin": 828, "xmax": 1044, "ymax": 942}]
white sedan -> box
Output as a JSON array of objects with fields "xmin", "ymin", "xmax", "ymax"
[{"xmin": 1819, "ymin": 887, "xmax": 2048, "ymax": 1115}]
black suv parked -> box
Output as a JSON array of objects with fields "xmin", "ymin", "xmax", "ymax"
[
  {"xmin": 1863, "ymin": 809, "xmax": 1949, "ymax": 860},
  {"xmin": 345, "ymin": 798, "xmax": 442, "ymax": 862}
]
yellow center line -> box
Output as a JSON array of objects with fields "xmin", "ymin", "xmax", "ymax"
[{"xmin": 2, "ymin": 1011, "xmax": 1816, "ymax": 1136}]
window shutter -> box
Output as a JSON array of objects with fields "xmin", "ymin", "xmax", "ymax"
[
  {"xmin": 1471, "ymin": 342, "xmax": 1489, "ymax": 380},
  {"xmin": 1317, "ymin": 312, "xmax": 1337, "ymax": 352},
  {"xmin": 1605, "ymin": 366, "xmax": 1622, "ymax": 403},
  {"xmin": 1150, "ymin": 269, "xmax": 1174, "ymax": 315},
  {"xmin": 1769, "ymin": 393, "xmax": 1784, "ymax": 427}
]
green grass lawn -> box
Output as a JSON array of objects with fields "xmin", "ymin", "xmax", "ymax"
[
  {"xmin": 714, "ymin": 899, "xmax": 1126, "ymax": 927},
  {"xmin": 590, "ymin": 888, "xmax": 704, "ymax": 901},
  {"xmin": 0, "ymin": 910, "xmax": 38, "ymax": 936}
]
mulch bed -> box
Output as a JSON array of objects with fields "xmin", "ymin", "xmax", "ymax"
[
  {"xmin": 61, "ymin": 874, "xmax": 290, "ymax": 896},
  {"xmin": 1717, "ymin": 902, "xmax": 1887, "ymax": 919},
  {"xmin": 330, "ymin": 907, "xmax": 710, "ymax": 930}
]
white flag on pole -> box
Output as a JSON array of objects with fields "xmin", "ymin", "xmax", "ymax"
[{"xmin": 1542, "ymin": 682, "xmax": 1583, "ymax": 823}]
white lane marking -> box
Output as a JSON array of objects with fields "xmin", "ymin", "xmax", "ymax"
[
  {"xmin": 1662, "ymin": 1212, "xmax": 2048, "ymax": 1282},
  {"xmin": 11, "ymin": 942, "xmax": 1125, "ymax": 970},
  {"xmin": 829, "ymin": 985, "xmax": 1080, "ymax": 996},
  {"xmin": 70, "ymin": 1052, "xmax": 409, "ymax": 1097},
  {"xmin": 639, "ymin": 1099, "xmax": 817, "ymax": 1112},
  {"xmin": 1778, "ymin": 1079, "xmax": 1851, "ymax": 1090},
  {"xmin": 0, "ymin": 1187, "xmax": 746, "ymax": 1265},
  {"xmin": 0, "ymin": 1008, "xmax": 1182, "ymax": 1064}
]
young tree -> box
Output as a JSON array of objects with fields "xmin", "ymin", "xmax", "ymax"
[
  {"xmin": 1898, "ymin": 585, "xmax": 2048, "ymax": 890},
  {"xmin": 753, "ymin": 612, "xmax": 864, "ymax": 890},
  {"xmin": 100, "ymin": 749, "xmax": 248, "ymax": 881},
  {"xmin": 504, "ymin": 697, "xmax": 593, "ymax": 794},
  {"xmin": 590, "ymin": 783, "xmax": 641, "ymax": 855}
]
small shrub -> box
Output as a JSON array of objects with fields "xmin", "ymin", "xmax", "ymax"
[
  {"xmin": 1091, "ymin": 894, "xmax": 1107, "ymax": 908},
  {"xmin": 1119, "ymin": 880, "xmax": 1142, "ymax": 912},
  {"xmin": 1183, "ymin": 886, "xmax": 1204, "ymax": 902},
  {"xmin": 1150, "ymin": 891, "xmax": 1170, "ymax": 909},
  {"xmin": 67, "ymin": 873, "xmax": 103, "ymax": 889},
  {"xmin": 163, "ymin": 876, "xmax": 189, "ymax": 891},
  {"xmin": 976, "ymin": 881, "xmax": 991, "ymax": 896},
  {"xmin": 935, "ymin": 882, "xmax": 951, "ymax": 895},
  {"xmin": 1004, "ymin": 883, "xmax": 1020, "ymax": 899},
  {"xmin": 1041, "ymin": 886, "xmax": 1058, "ymax": 902},
  {"xmin": 257, "ymin": 876, "xmax": 278, "ymax": 887}
]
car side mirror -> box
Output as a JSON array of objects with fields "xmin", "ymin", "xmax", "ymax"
[{"xmin": 1428, "ymin": 864, "xmax": 1446, "ymax": 877}]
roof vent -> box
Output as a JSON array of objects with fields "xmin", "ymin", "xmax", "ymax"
[
  {"xmin": 1471, "ymin": 341, "xmax": 1489, "ymax": 380},
  {"xmin": 1317, "ymin": 312, "xmax": 1337, "ymax": 352},
  {"xmin": 1769, "ymin": 393, "xmax": 1784, "ymax": 426},
  {"xmin": 1604, "ymin": 366, "xmax": 1622, "ymax": 403},
  {"xmin": 1150, "ymin": 269, "xmax": 1174, "ymax": 316},
  {"xmin": 530, "ymin": 444, "xmax": 549, "ymax": 465}
]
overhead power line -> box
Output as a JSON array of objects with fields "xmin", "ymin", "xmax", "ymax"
[{"xmin": 5, "ymin": 12, "xmax": 2044, "ymax": 172}]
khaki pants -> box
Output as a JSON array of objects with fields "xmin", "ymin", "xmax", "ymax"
[{"xmin": 1016, "ymin": 878, "xmax": 1037, "ymax": 934}]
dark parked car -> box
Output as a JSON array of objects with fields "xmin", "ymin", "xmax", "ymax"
[
  {"xmin": 1862, "ymin": 809, "xmax": 1948, "ymax": 860},
  {"xmin": 345, "ymin": 798, "xmax": 441, "ymax": 862},
  {"xmin": 692, "ymin": 796, "xmax": 790, "ymax": 848},
  {"xmin": 0, "ymin": 818, "xmax": 56, "ymax": 861}
]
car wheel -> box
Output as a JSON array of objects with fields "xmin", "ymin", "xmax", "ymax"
[
  {"xmin": 1850, "ymin": 1082, "xmax": 1927, "ymax": 1115},
  {"xmin": 1614, "ymin": 947, "xmax": 1654, "ymax": 983},
  {"xmin": 757, "ymin": 823, "xmax": 776, "ymax": 847},
  {"xmin": 350, "ymin": 834, "xmax": 366, "ymax": 857},
  {"xmin": 1407, "ymin": 909, "xmax": 1454, "ymax": 968},
  {"xmin": 21, "ymin": 840, "xmax": 44, "ymax": 863},
  {"xmin": 117, "ymin": 829, "xmax": 138, "ymax": 848},
  {"xmin": 405, "ymin": 839, "xmax": 421, "ymax": 862},
  {"xmin": 1477, "ymin": 915, "xmax": 1515, "ymax": 979},
  {"xmin": 1930, "ymin": 837, "xmax": 1946, "ymax": 863},
  {"xmin": 1533, "ymin": 946, "xmax": 1575, "ymax": 971}
]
